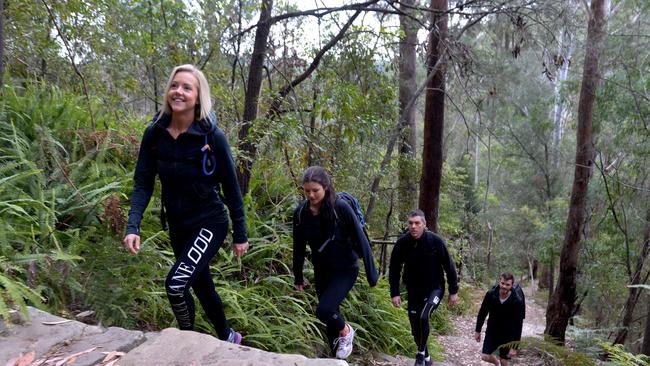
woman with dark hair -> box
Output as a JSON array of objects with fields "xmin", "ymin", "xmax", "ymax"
[
  {"xmin": 292, "ymin": 166, "xmax": 378, "ymax": 359},
  {"xmin": 123, "ymin": 64, "xmax": 248, "ymax": 344}
]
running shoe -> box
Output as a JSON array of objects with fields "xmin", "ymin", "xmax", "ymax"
[
  {"xmin": 226, "ymin": 328, "xmax": 242, "ymax": 344},
  {"xmin": 334, "ymin": 324, "xmax": 355, "ymax": 359}
]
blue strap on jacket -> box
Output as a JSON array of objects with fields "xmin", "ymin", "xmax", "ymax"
[{"xmin": 202, "ymin": 134, "xmax": 217, "ymax": 176}]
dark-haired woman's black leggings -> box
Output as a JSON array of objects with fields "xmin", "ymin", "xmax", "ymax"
[
  {"xmin": 314, "ymin": 266, "xmax": 359, "ymax": 353},
  {"xmin": 165, "ymin": 221, "xmax": 230, "ymax": 340},
  {"xmin": 408, "ymin": 288, "xmax": 444, "ymax": 357}
]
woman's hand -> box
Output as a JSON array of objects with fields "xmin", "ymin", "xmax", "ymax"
[
  {"xmin": 123, "ymin": 234, "xmax": 141, "ymax": 254},
  {"xmin": 233, "ymin": 242, "xmax": 249, "ymax": 257}
]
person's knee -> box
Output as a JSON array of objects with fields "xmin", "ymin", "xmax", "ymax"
[
  {"xmin": 315, "ymin": 303, "xmax": 336, "ymax": 322},
  {"xmin": 419, "ymin": 308, "xmax": 431, "ymax": 322},
  {"xmin": 165, "ymin": 271, "xmax": 187, "ymax": 297}
]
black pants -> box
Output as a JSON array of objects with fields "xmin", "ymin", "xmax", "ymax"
[
  {"xmin": 165, "ymin": 221, "xmax": 230, "ymax": 340},
  {"xmin": 408, "ymin": 288, "xmax": 444, "ymax": 357},
  {"xmin": 314, "ymin": 266, "xmax": 359, "ymax": 353}
]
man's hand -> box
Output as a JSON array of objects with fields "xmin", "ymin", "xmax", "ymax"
[
  {"xmin": 474, "ymin": 331, "xmax": 481, "ymax": 342},
  {"xmin": 123, "ymin": 234, "xmax": 141, "ymax": 254},
  {"xmin": 391, "ymin": 296, "xmax": 402, "ymax": 308},
  {"xmin": 448, "ymin": 293, "xmax": 459, "ymax": 306},
  {"xmin": 508, "ymin": 349, "xmax": 517, "ymax": 358},
  {"xmin": 233, "ymin": 242, "xmax": 249, "ymax": 257},
  {"xmin": 295, "ymin": 283, "xmax": 305, "ymax": 292}
]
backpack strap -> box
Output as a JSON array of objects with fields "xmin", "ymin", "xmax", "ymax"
[{"xmin": 202, "ymin": 133, "xmax": 217, "ymax": 176}]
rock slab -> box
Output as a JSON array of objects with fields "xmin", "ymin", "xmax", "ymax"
[{"xmin": 0, "ymin": 307, "xmax": 347, "ymax": 366}]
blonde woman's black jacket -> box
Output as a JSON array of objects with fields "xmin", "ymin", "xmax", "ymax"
[
  {"xmin": 293, "ymin": 199, "xmax": 379, "ymax": 287},
  {"xmin": 388, "ymin": 230, "xmax": 459, "ymax": 297},
  {"xmin": 126, "ymin": 113, "xmax": 247, "ymax": 243}
]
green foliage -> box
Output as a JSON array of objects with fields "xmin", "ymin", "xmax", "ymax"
[
  {"xmin": 599, "ymin": 342, "xmax": 650, "ymax": 366},
  {"xmin": 516, "ymin": 337, "xmax": 598, "ymax": 366}
]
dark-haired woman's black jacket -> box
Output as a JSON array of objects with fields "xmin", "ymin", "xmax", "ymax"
[
  {"xmin": 126, "ymin": 114, "xmax": 247, "ymax": 243},
  {"xmin": 293, "ymin": 199, "xmax": 378, "ymax": 287}
]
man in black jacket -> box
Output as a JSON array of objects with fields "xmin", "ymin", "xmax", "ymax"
[
  {"xmin": 389, "ymin": 210, "xmax": 459, "ymax": 366},
  {"xmin": 474, "ymin": 272, "xmax": 526, "ymax": 366}
]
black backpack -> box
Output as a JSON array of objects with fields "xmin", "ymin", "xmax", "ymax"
[
  {"xmin": 491, "ymin": 282, "xmax": 525, "ymax": 306},
  {"xmin": 296, "ymin": 192, "xmax": 371, "ymax": 252},
  {"xmin": 335, "ymin": 192, "xmax": 371, "ymax": 247}
]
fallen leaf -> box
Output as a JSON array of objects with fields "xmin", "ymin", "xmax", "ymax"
[
  {"xmin": 53, "ymin": 347, "xmax": 97, "ymax": 366},
  {"xmin": 5, "ymin": 351, "xmax": 35, "ymax": 366},
  {"xmin": 100, "ymin": 351, "xmax": 126, "ymax": 363},
  {"xmin": 42, "ymin": 320, "xmax": 72, "ymax": 325},
  {"xmin": 75, "ymin": 310, "xmax": 95, "ymax": 318}
]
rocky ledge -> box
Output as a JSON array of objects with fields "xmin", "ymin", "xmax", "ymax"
[{"xmin": 0, "ymin": 307, "xmax": 347, "ymax": 366}]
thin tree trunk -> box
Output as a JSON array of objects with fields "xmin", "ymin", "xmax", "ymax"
[
  {"xmin": 230, "ymin": 0, "xmax": 243, "ymax": 91},
  {"xmin": 613, "ymin": 195, "xmax": 650, "ymax": 345},
  {"xmin": 397, "ymin": 0, "xmax": 418, "ymax": 221},
  {"xmin": 545, "ymin": 0, "xmax": 606, "ymax": 344},
  {"xmin": 0, "ymin": 0, "xmax": 4, "ymax": 88},
  {"xmin": 643, "ymin": 292, "xmax": 650, "ymax": 356},
  {"xmin": 551, "ymin": 2, "xmax": 577, "ymax": 165},
  {"xmin": 237, "ymin": 4, "xmax": 361, "ymax": 195},
  {"xmin": 42, "ymin": 0, "xmax": 96, "ymax": 129},
  {"xmin": 419, "ymin": 0, "xmax": 448, "ymax": 232},
  {"xmin": 237, "ymin": 0, "xmax": 273, "ymax": 195},
  {"xmin": 147, "ymin": 1, "xmax": 160, "ymax": 112},
  {"xmin": 307, "ymin": 88, "xmax": 318, "ymax": 166},
  {"xmin": 486, "ymin": 221, "xmax": 493, "ymax": 273}
]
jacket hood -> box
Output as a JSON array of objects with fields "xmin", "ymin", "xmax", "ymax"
[{"xmin": 152, "ymin": 111, "xmax": 217, "ymax": 136}]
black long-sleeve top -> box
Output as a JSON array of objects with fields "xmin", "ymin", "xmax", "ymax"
[
  {"xmin": 292, "ymin": 199, "xmax": 378, "ymax": 287},
  {"xmin": 388, "ymin": 230, "xmax": 459, "ymax": 297},
  {"xmin": 475, "ymin": 285, "xmax": 526, "ymax": 342},
  {"xmin": 126, "ymin": 113, "xmax": 247, "ymax": 243}
]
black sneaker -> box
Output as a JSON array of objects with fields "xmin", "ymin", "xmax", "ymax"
[{"xmin": 414, "ymin": 353, "xmax": 426, "ymax": 366}]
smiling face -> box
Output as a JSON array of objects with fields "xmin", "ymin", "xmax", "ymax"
[
  {"xmin": 303, "ymin": 181, "xmax": 326, "ymax": 208},
  {"xmin": 166, "ymin": 71, "xmax": 199, "ymax": 116}
]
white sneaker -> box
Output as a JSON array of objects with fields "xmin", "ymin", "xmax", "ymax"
[{"xmin": 334, "ymin": 324, "xmax": 355, "ymax": 359}]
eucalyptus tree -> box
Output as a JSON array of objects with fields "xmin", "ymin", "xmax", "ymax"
[
  {"xmin": 545, "ymin": 0, "xmax": 607, "ymax": 343},
  {"xmin": 1, "ymin": 0, "xmax": 4, "ymax": 88},
  {"xmin": 235, "ymin": 0, "xmax": 382, "ymax": 195},
  {"xmin": 419, "ymin": 0, "xmax": 448, "ymax": 232},
  {"xmin": 397, "ymin": 0, "xmax": 420, "ymax": 220}
]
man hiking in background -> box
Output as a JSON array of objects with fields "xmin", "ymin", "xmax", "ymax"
[
  {"xmin": 474, "ymin": 272, "xmax": 526, "ymax": 366},
  {"xmin": 389, "ymin": 209, "xmax": 459, "ymax": 366}
]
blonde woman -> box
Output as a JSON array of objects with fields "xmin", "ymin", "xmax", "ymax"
[{"xmin": 123, "ymin": 64, "xmax": 248, "ymax": 343}]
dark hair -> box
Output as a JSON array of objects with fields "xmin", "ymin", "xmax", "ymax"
[
  {"xmin": 500, "ymin": 272, "xmax": 515, "ymax": 282},
  {"xmin": 301, "ymin": 166, "xmax": 337, "ymax": 223},
  {"xmin": 407, "ymin": 209, "xmax": 426, "ymax": 223}
]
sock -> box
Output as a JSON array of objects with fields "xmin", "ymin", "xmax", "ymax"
[{"xmin": 340, "ymin": 324, "xmax": 350, "ymax": 336}]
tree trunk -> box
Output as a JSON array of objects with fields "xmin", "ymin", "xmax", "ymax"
[
  {"xmin": 642, "ymin": 293, "xmax": 650, "ymax": 356},
  {"xmin": 419, "ymin": 0, "xmax": 447, "ymax": 232},
  {"xmin": 551, "ymin": 2, "xmax": 577, "ymax": 166},
  {"xmin": 397, "ymin": 0, "xmax": 418, "ymax": 221},
  {"xmin": 545, "ymin": 0, "xmax": 606, "ymax": 344},
  {"xmin": 237, "ymin": 0, "xmax": 273, "ymax": 195},
  {"xmin": 613, "ymin": 198, "xmax": 650, "ymax": 345},
  {"xmin": 0, "ymin": 0, "xmax": 4, "ymax": 88},
  {"xmin": 486, "ymin": 221, "xmax": 493, "ymax": 274}
]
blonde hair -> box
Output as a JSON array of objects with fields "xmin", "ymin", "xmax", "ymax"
[{"xmin": 159, "ymin": 64, "xmax": 212, "ymax": 121}]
